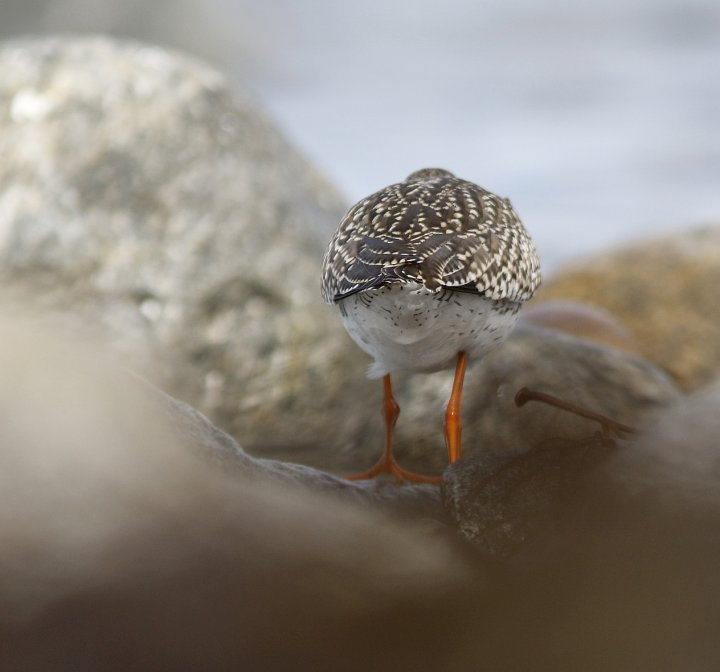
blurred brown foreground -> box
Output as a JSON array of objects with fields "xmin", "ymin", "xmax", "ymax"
[{"xmin": 1, "ymin": 305, "xmax": 720, "ymax": 671}]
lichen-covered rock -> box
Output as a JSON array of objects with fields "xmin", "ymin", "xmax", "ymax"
[
  {"xmin": 534, "ymin": 226, "xmax": 720, "ymax": 391},
  {"xmin": 0, "ymin": 36, "xmax": 382, "ymax": 460}
]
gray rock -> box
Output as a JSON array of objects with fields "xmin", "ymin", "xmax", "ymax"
[
  {"xmin": 442, "ymin": 375, "xmax": 720, "ymax": 560},
  {"xmin": 389, "ymin": 324, "xmax": 680, "ymax": 473},
  {"xmin": 438, "ymin": 324, "xmax": 681, "ymax": 555},
  {"xmin": 0, "ymin": 36, "xmax": 382, "ymax": 464},
  {"xmin": 442, "ymin": 434, "xmax": 617, "ymax": 557},
  {"xmin": 606, "ymin": 377, "xmax": 720, "ymax": 501},
  {"xmin": 153, "ymin": 381, "xmax": 444, "ymax": 519},
  {"xmin": 440, "ymin": 376, "xmax": 720, "ymax": 671}
]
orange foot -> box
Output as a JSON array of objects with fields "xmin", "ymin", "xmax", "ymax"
[
  {"xmin": 347, "ymin": 373, "xmax": 441, "ymax": 485},
  {"xmin": 346, "ymin": 457, "xmax": 440, "ymax": 485}
]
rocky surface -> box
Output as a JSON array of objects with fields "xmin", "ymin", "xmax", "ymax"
[
  {"xmin": 3, "ymin": 36, "xmax": 720, "ymax": 669},
  {"xmin": 0, "ymin": 312, "xmax": 478, "ymax": 672},
  {"xmin": 0, "ymin": 36, "xmax": 692, "ymax": 482},
  {"xmin": 534, "ymin": 226, "xmax": 720, "ymax": 391},
  {"xmin": 442, "ymin": 377, "xmax": 720, "ymax": 556},
  {"xmin": 2, "ymin": 308, "xmax": 718, "ymax": 671},
  {"xmin": 437, "ymin": 379, "xmax": 720, "ymax": 670},
  {"xmin": 387, "ymin": 324, "xmax": 680, "ymax": 474},
  {"xmin": 442, "ymin": 434, "xmax": 617, "ymax": 557},
  {"xmin": 0, "ymin": 36, "xmax": 379, "ymax": 464},
  {"xmin": 156, "ymin": 384, "xmax": 443, "ymax": 519}
]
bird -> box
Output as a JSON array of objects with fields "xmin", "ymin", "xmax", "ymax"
[{"xmin": 321, "ymin": 168, "xmax": 541, "ymax": 483}]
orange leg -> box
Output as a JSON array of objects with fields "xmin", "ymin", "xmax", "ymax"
[
  {"xmin": 347, "ymin": 374, "xmax": 440, "ymax": 484},
  {"xmin": 444, "ymin": 351, "xmax": 468, "ymax": 464}
]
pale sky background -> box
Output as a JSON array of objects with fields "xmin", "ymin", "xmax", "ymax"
[{"xmin": 3, "ymin": 0, "xmax": 720, "ymax": 269}]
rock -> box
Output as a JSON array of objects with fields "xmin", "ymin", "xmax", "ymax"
[
  {"xmin": 0, "ymin": 36, "xmax": 389, "ymax": 467},
  {"xmin": 519, "ymin": 299, "xmax": 636, "ymax": 353},
  {"xmin": 440, "ymin": 331, "xmax": 684, "ymax": 557},
  {"xmin": 534, "ymin": 226, "xmax": 720, "ymax": 391},
  {"xmin": 605, "ymin": 377, "xmax": 720, "ymax": 501},
  {"xmin": 155, "ymin": 383, "xmax": 444, "ymax": 519},
  {"xmin": 0, "ymin": 310, "xmax": 480, "ymax": 672},
  {"xmin": 390, "ymin": 324, "xmax": 680, "ymax": 474},
  {"xmin": 2, "ymin": 308, "xmax": 720, "ymax": 670},
  {"xmin": 442, "ymin": 434, "xmax": 617, "ymax": 557},
  {"xmin": 440, "ymin": 375, "xmax": 720, "ymax": 669},
  {"xmin": 510, "ymin": 379, "xmax": 720, "ymax": 667}
]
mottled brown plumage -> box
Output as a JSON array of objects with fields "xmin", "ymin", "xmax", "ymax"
[{"xmin": 321, "ymin": 168, "xmax": 541, "ymax": 305}]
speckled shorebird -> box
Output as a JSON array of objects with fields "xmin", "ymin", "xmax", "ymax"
[{"xmin": 321, "ymin": 168, "xmax": 541, "ymax": 483}]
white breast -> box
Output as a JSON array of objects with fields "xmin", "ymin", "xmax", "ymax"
[{"xmin": 337, "ymin": 283, "xmax": 520, "ymax": 379}]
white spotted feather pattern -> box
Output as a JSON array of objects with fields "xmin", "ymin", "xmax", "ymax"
[{"xmin": 321, "ymin": 168, "xmax": 541, "ymax": 304}]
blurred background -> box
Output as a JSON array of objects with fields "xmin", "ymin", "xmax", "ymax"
[{"xmin": 2, "ymin": 0, "xmax": 719, "ymax": 270}]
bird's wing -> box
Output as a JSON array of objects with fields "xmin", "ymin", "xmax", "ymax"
[{"xmin": 321, "ymin": 177, "xmax": 540, "ymax": 303}]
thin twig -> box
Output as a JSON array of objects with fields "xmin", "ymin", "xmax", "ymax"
[{"xmin": 514, "ymin": 387, "xmax": 636, "ymax": 437}]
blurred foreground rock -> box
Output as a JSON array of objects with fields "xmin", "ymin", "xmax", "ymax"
[
  {"xmin": 0, "ymin": 313, "xmax": 471, "ymax": 672},
  {"xmin": 440, "ymin": 380, "xmax": 720, "ymax": 669},
  {"xmin": 2, "ymin": 309, "xmax": 720, "ymax": 670},
  {"xmin": 508, "ymin": 379, "xmax": 720, "ymax": 669},
  {"xmin": 535, "ymin": 226, "xmax": 720, "ymax": 391}
]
